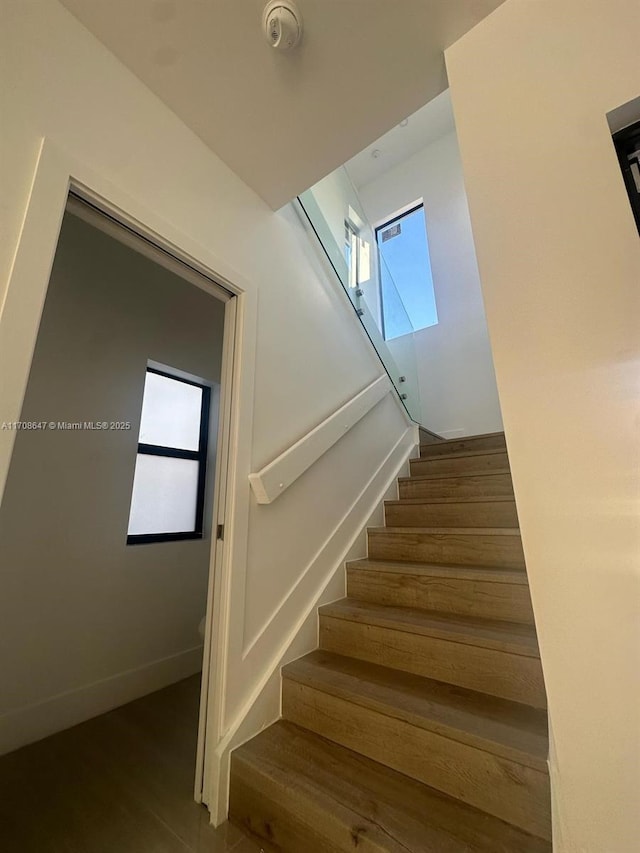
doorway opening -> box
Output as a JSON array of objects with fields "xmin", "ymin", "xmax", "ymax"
[{"xmin": 0, "ymin": 193, "xmax": 236, "ymax": 839}]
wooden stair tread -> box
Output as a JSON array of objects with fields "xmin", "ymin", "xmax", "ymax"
[
  {"xmin": 422, "ymin": 430, "xmax": 504, "ymax": 444},
  {"xmin": 400, "ymin": 468, "xmax": 512, "ymax": 482},
  {"xmin": 371, "ymin": 526, "xmax": 521, "ymax": 536},
  {"xmin": 347, "ymin": 558, "xmax": 529, "ymax": 585},
  {"xmin": 385, "ymin": 495, "xmax": 516, "ymax": 505},
  {"xmin": 231, "ymin": 720, "xmax": 551, "ymax": 853},
  {"xmin": 419, "ymin": 432, "xmax": 505, "ymax": 453},
  {"xmin": 284, "ymin": 650, "xmax": 549, "ymax": 770},
  {"xmin": 320, "ymin": 598, "xmax": 540, "ymax": 657},
  {"xmin": 412, "ymin": 447, "xmax": 508, "ymax": 461}
]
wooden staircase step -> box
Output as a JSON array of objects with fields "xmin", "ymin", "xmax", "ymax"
[
  {"xmin": 282, "ymin": 651, "xmax": 550, "ymax": 838},
  {"xmin": 420, "ymin": 431, "xmax": 506, "ymax": 458},
  {"xmin": 319, "ymin": 599, "xmax": 546, "ymax": 707},
  {"xmin": 347, "ymin": 558, "xmax": 529, "ymax": 585},
  {"xmin": 347, "ymin": 558, "xmax": 534, "ymax": 623},
  {"xmin": 399, "ymin": 470, "xmax": 514, "ymax": 500},
  {"xmin": 230, "ymin": 720, "xmax": 551, "ymax": 852},
  {"xmin": 320, "ymin": 599, "xmax": 540, "ymax": 655},
  {"xmin": 284, "ymin": 650, "xmax": 548, "ymax": 768},
  {"xmin": 385, "ymin": 496, "xmax": 518, "ymax": 528},
  {"xmin": 411, "ymin": 449, "xmax": 509, "ymax": 477},
  {"xmin": 368, "ymin": 526, "xmax": 526, "ymax": 569}
]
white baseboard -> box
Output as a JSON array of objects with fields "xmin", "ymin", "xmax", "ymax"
[{"xmin": 0, "ymin": 645, "xmax": 204, "ymax": 756}]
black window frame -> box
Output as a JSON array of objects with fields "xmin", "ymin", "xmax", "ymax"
[
  {"xmin": 127, "ymin": 366, "xmax": 211, "ymax": 546},
  {"xmin": 613, "ymin": 120, "xmax": 640, "ymax": 236},
  {"xmin": 374, "ymin": 202, "xmax": 431, "ymax": 342}
]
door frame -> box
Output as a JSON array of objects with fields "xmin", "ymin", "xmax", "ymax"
[{"xmin": 0, "ymin": 137, "xmax": 257, "ymax": 809}]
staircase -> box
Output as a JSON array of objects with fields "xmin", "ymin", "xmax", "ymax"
[{"xmin": 229, "ymin": 432, "xmax": 551, "ymax": 852}]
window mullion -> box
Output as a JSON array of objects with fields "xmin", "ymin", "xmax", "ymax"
[{"xmin": 137, "ymin": 443, "xmax": 200, "ymax": 461}]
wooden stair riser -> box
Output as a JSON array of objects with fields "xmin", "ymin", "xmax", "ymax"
[
  {"xmin": 282, "ymin": 679, "xmax": 551, "ymax": 840},
  {"xmin": 399, "ymin": 472, "xmax": 514, "ymax": 500},
  {"xmin": 420, "ymin": 433, "xmax": 506, "ymax": 458},
  {"xmin": 347, "ymin": 567, "xmax": 535, "ymax": 624},
  {"xmin": 368, "ymin": 529, "xmax": 525, "ymax": 569},
  {"xmin": 230, "ymin": 758, "xmax": 348, "ymax": 853},
  {"xmin": 411, "ymin": 451, "xmax": 509, "ymax": 477},
  {"xmin": 320, "ymin": 615, "xmax": 547, "ymax": 708},
  {"xmin": 385, "ymin": 499, "xmax": 518, "ymax": 529}
]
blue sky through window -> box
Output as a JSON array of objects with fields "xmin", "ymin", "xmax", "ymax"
[{"xmin": 376, "ymin": 205, "xmax": 437, "ymax": 340}]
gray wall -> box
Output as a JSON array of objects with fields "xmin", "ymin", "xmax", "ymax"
[{"xmin": 0, "ymin": 211, "xmax": 225, "ymax": 744}]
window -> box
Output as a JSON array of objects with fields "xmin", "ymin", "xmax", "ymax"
[
  {"xmin": 127, "ymin": 367, "xmax": 210, "ymax": 544},
  {"xmin": 375, "ymin": 204, "xmax": 438, "ymax": 340}
]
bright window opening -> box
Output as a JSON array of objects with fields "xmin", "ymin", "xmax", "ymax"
[
  {"xmin": 375, "ymin": 204, "xmax": 438, "ymax": 340},
  {"xmin": 127, "ymin": 367, "xmax": 210, "ymax": 544}
]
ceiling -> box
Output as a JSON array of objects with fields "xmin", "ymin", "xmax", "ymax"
[
  {"xmin": 345, "ymin": 89, "xmax": 456, "ymax": 189},
  {"xmin": 59, "ymin": 0, "xmax": 506, "ymax": 209}
]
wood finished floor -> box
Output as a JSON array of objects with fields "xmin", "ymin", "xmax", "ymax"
[{"xmin": 0, "ymin": 676, "xmax": 262, "ymax": 853}]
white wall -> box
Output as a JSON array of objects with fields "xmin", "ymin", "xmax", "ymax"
[
  {"xmin": 356, "ymin": 130, "xmax": 503, "ymax": 437},
  {"xmin": 0, "ymin": 0, "xmax": 415, "ymax": 815},
  {"xmin": 0, "ymin": 211, "xmax": 224, "ymax": 753},
  {"xmin": 446, "ymin": 1, "xmax": 640, "ymax": 851}
]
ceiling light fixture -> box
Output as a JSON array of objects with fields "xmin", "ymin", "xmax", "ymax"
[{"xmin": 262, "ymin": 1, "xmax": 303, "ymax": 51}]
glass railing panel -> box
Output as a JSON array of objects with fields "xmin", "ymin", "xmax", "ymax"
[
  {"xmin": 376, "ymin": 250, "xmax": 422, "ymax": 420},
  {"xmin": 298, "ymin": 168, "xmax": 423, "ymax": 424},
  {"xmin": 294, "ymin": 185, "xmax": 351, "ymax": 296}
]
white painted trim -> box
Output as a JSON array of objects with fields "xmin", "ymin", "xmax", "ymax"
[
  {"xmin": 208, "ymin": 422, "xmax": 417, "ymax": 824},
  {"xmin": 0, "ymin": 646, "xmax": 204, "ymax": 756},
  {"xmin": 195, "ymin": 296, "xmax": 238, "ymax": 803},
  {"xmin": 249, "ymin": 375, "xmax": 390, "ymax": 504},
  {"xmin": 201, "ymin": 286, "xmax": 258, "ymax": 809},
  {"xmin": 0, "ymin": 139, "xmax": 66, "ymax": 506}
]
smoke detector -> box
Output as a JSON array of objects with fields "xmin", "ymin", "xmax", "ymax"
[{"xmin": 263, "ymin": 1, "xmax": 303, "ymax": 51}]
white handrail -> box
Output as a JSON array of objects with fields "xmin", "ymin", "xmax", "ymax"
[{"xmin": 249, "ymin": 375, "xmax": 390, "ymax": 504}]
